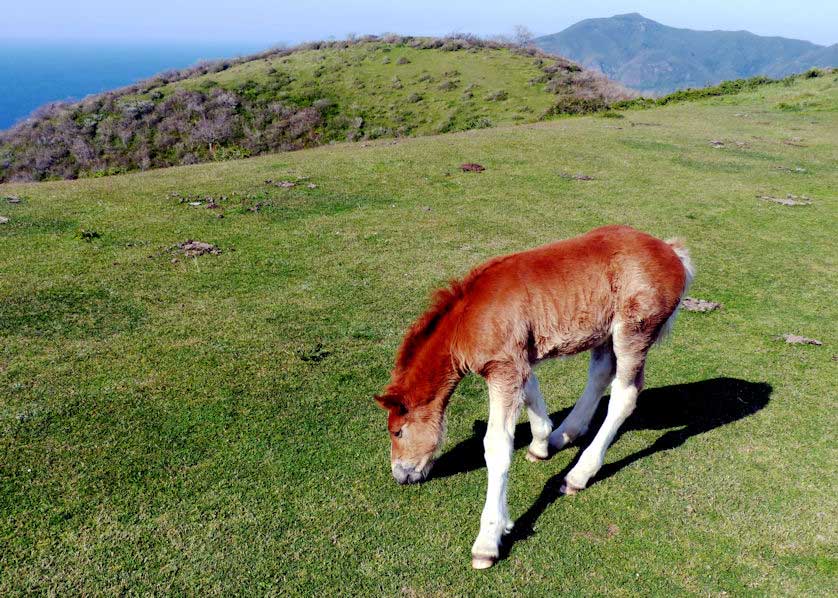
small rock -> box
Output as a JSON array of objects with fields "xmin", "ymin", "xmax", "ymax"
[
  {"xmin": 781, "ymin": 334, "xmax": 822, "ymax": 346},
  {"xmin": 171, "ymin": 258, "xmax": 179, "ymax": 264},
  {"xmin": 709, "ymin": 140, "xmax": 725, "ymax": 148},
  {"xmin": 0, "ymin": 216, "xmax": 9, "ymax": 224},
  {"xmin": 4, "ymin": 196, "xmax": 21, "ymax": 204},
  {"xmin": 560, "ymin": 172, "xmax": 594, "ymax": 181},
  {"xmin": 188, "ymin": 201, "xmax": 202, "ymax": 206},
  {"xmin": 682, "ymin": 297, "xmax": 721, "ymax": 312},
  {"xmin": 757, "ymin": 194, "xmax": 812, "ymax": 206},
  {"xmin": 460, "ymin": 163, "xmax": 485, "ymax": 172},
  {"xmin": 306, "ymin": 183, "xmax": 317, "ymax": 189},
  {"xmin": 216, "ymin": 213, "xmax": 224, "ymax": 219},
  {"xmin": 275, "ymin": 180, "xmax": 296, "ymax": 188},
  {"xmin": 421, "ymin": 206, "xmax": 432, "ymax": 211}
]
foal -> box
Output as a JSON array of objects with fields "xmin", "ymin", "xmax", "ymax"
[{"xmin": 375, "ymin": 225, "xmax": 694, "ymax": 569}]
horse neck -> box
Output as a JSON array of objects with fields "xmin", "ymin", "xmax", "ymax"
[{"xmin": 399, "ymin": 320, "xmax": 463, "ymax": 409}]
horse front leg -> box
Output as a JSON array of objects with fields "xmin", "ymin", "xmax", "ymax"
[{"xmin": 471, "ymin": 373, "xmax": 523, "ymax": 569}]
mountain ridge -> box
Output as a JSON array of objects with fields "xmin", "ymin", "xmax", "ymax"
[{"xmin": 535, "ymin": 13, "xmax": 836, "ymax": 94}]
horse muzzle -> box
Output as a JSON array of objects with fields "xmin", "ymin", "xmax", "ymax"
[{"xmin": 392, "ymin": 461, "xmax": 432, "ymax": 484}]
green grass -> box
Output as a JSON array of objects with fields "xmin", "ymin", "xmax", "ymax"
[{"xmin": 1, "ymin": 75, "xmax": 837, "ymax": 596}]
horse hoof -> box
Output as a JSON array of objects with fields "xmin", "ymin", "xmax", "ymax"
[
  {"xmin": 560, "ymin": 480, "xmax": 584, "ymax": 495},
  {"xmin": 471, "ymin": 555, "xmax": 496, "ymax": 570},
  {"xmin": 526, "ymin": 449, "xmax": 548, "ymax": 462}
]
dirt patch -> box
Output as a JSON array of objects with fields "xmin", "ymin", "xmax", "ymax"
[
  {"xmin": 266, "ymin": 179, "xmax": 296, "ymax": 188},
  {"xmin": 170, "ymin": 191, "xmax": 229, "ymax": 208},
  {"xmin": 710, "ymin": 140, "xmax": 749, "ymax": 149},
  {"xmin": 781, "ymin": 334, "xmax": 822, "ymax": 346},
  {"xmin": 783, "ymin": 137, "xmax": 807, "ymax": 147},
  {"xmin": 460, "ymin": 163, "xmax": 485, "ymax": 172},
  {"xmin": 559, "ymin": 172, "xmax": 594, "ymax": 181},
  {"xmin": 174, "ymin": 240, "xmax": 222, "ymax": 257},
  {"xmin": 682, "ymin": 297, "xmax": 721, "ymax": 312},
  {"xmin": 758, "ymin": 194, "xmax": 812, "ymax": 206}
]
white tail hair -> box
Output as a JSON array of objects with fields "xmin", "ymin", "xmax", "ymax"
[{"xmin": 656, "ymin": 238, "xmax": 695, "ymax": 342}]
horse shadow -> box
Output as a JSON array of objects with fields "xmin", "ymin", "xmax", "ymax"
[{"xmin": 431, "ymin": 377, "xmax": 772, "ymax": 561}]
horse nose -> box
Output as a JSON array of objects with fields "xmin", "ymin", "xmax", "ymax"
[{"xmin": 392, "ymin": 462, "xmax": 423, "ymax": 485}]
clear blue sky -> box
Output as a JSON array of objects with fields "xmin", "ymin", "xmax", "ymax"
[{"xmin": 3, "ymin": 1, "xmax": 836, "ymax": 47}]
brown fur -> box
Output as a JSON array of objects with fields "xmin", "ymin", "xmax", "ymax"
[{"xmin": 376, "ymin": 225, "xmax": 689, "ymax": 469}]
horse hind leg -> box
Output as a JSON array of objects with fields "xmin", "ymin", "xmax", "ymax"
[
  {"xmin": 562, "ymin": 330, "xmax": 648, "ymax": 494},
  {"xmin": 522, "ymin": 373, "xmax": 553, "ymax": 461},
  {"xmin": 549, "ymin": 340, "xmax": 616, "ymax": 451}
]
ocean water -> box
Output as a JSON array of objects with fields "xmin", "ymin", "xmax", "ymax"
[{"xmin": 0, "ymin": 40, "xmax": 268, "ymax": 130}]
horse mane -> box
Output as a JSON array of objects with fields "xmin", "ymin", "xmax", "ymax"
[{"xmin": 394, "ymin": 279, "xmax": 466, "ymax": 372}]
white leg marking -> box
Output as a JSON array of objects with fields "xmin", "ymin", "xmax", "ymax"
[
  {"xmin": 563, "ymin": 365, "xmax": 643, "ymax": 493},
  {"xmin": 471, "ymin": 379, "xmax": 522, "ymax": 568},
  {"xmin": 549, "ymin": 344, "xmax": 615, "ymax": 450},
  {"xmin": 523, "ymin": 374, "xmax": 552, "ymax": 461}
]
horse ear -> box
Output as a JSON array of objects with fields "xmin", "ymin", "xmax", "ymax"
[{"xmin": 375, "ymin": 393, "xmax": 406, "ymax": 414}]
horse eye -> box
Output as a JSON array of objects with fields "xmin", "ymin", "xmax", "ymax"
[{"xmin": 393, "ymin": 429, "xmax": 403, "ymax": 438}]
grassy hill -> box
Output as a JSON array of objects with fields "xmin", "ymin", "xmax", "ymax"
[
  {"xmin": 535, "ymin": 13, "xmax": 837, "ymax": 94},
  {"xmin": 1, "ymin": 73, "xmax": 836, "ymax": 595},
  {"xmin": 0, "ymin": 36, "xmax": 630, "ymax": 183}
]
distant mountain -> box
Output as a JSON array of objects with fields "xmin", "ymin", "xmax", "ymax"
[{"xmin": 535, "ymin": 13, "xmax": 837, "ymax": 94}]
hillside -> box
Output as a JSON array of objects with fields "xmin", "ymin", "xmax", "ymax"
[
  {"xmin": 0, "ymin": 36, "xmax": 631, "ymax": 183},
  {"xmin": 535, "ymin": 13, "xmax": 837, "ymax": 94},
  {"xmin": 1, "ymin": 74, "xmax": 836, "ymax": 594}
]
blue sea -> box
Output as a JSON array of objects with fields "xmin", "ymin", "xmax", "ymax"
[{"xmin": 0, "ymin": 40, "xmax": 268, "ymax": 130}]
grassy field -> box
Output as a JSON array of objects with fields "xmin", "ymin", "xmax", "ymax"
[{"xmin": 1, "ymin": 74, "xmax": 836, "ymax": 595}]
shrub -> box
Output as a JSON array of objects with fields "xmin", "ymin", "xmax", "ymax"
[
  {"xmin": 465, "ymin": 117, "xmax": 493, "ymax": 129},
  {"xmin": 776, "ymin": 102, "xmax": 802, "ymax": 112},
  {"xmin": 485, "ymin": 89, "xmax": 508, "ymax": 101},
  {"xmin": 406, "ymin": 92, "xmax": 422, "ymax": 103},
  {"xmin": 396, "ymin": 56, "xmax": 410, "ymax": 65},
  {"xmin": 366, "ymin": 126, "xmax": 391, "ymax": 139},
  {"xmin": 438, "ymin": 80, "xmax": 458, "ymax": 91},
  {"xmin": 544, "ymin": 96, "xmax": 609, "ymax": 116}
]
